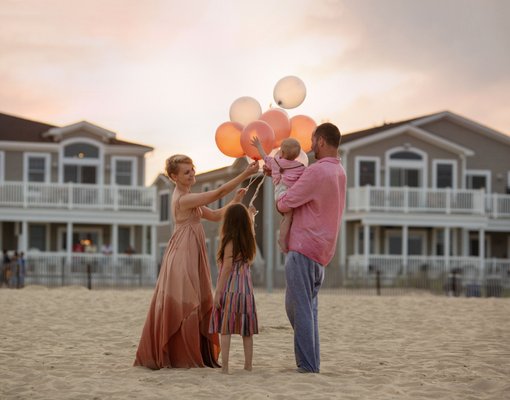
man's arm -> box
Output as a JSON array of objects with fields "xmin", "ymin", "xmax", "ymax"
[{"xmin": 277, "ymin": 166, "xmax": 318, "ymax": 213}]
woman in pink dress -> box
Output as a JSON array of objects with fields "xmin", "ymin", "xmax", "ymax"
[{"xmin": 134, "ymin": 154, "xmax": 258, "ymax": 369}]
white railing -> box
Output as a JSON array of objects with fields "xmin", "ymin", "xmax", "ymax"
[
  {"xmin": 23, "ymin": 252, "xmax": 158, "ymax": 287},
  {"xmin": 0, "ymin": 182, "xmax": 157, "ymax": 211},
  {"xmin": 348, "ymin": 186, "xmax": 510, "ymax": 217},
  {"xmin": 347, "ymin": 254, "xmax": 510, "ymax": 291}
]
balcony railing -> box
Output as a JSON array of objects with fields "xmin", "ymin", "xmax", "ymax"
[
  {"xmin": 348, "ymin": 186, "xmax": 510, "ymax": 217},
  {"xmin": 0, "ymin": 182, "xmax": 157, "ymax": 211}
]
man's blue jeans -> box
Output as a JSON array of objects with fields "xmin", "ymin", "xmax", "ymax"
[{"xmin": 285, "ymin": 251, "xmax": 324, "ymax": 373}]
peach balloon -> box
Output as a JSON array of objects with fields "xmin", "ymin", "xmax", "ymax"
[
  {"xmin": 260, "ymin": 108, "xmax": 291, "ymax": 148},
  {"xmin": 289, "ymin": 115, "xmax": 316, "ymax": 153},
  {"xmin": 240, "ymin": 120, "xmax": 275, "ymax": 160},
  {"xmin": 215, "ymin": 121, "xmax": 245, "ymax": 158},
  {"xmin": 229, "ymin": 96, "xmax": 262, "ymax": 126}
]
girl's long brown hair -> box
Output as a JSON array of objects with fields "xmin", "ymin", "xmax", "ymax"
[{"xmin": 217, "ymin": 203, "xmax": 256, "ymax": 265}]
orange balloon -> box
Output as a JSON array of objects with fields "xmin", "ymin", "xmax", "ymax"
[
  {"xmin": 240, "ymin": 120, "xmax": 275, "ymax": 160},
  {"xmin": 215, "ymin": 121, "xmax": 245, "ymax": 158},
  {"xmin": 260, "ymin": 108, "xmax": 291, "ymax": 148},
  {"xmin": 289, "ymin": 115, "xmax": 316, "ymax": 153}
]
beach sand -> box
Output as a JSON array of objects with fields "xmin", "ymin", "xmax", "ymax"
[{"xmin": 1, "ymin": 287, "xmax": 509, "ymax": 399}]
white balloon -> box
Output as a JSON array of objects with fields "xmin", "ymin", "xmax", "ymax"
[
  {"xmin": 273, "ymin": 76, "xmax": 307, "ymax": 109},
  {"xmin": 229, "ymin": 96, "xmax": 262, "ymax": 126},
  {"xmin": 296, "ymin": 149, "xmax": 309, "ymax": 167}
]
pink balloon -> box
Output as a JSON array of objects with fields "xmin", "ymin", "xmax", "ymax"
[
  {"xmin": 215, "ymin": 121, "xmax": 245, "ymax": 158},
  {"xmin": 260, "ymin": 108, "xmax": 291, "ymax": 148},
  {"xmin": 240, "ymin": 120, "xmax": 275, "ymax": 160}
]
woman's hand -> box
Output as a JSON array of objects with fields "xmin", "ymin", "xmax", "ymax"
[
  {"xmin": 245, "ymin": 160, "xmax": 260, "ymax": 176},
  {"xmin": 232, "ymin": 188, "xmax": 247, "ymax": 203}
]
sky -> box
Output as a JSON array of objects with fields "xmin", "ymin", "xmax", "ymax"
[{"xmin": 1, "ymin": 0, "xmax": 509, "ymax": 184}]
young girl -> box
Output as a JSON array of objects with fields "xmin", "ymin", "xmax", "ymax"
[{"xmin": 210, "ymin": 203, "xmax": 258, "ymax": 374}]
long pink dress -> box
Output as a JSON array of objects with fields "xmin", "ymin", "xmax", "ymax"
[{"xmin": 134, "ymin": 194, "xmax": 220, "ymax": 369}]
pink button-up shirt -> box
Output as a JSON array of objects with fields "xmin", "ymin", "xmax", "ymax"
[{"xmin": 277, "ymin": 157, "xmax": 346, "ymax": 266}]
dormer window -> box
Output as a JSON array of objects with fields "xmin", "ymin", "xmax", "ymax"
[
  {"xmin": 61, "ymin": 140, "xmax": 101, "ymax": 184},
  {"xmin": 386, "ymin": 147, "xmax": 427, "ymax": 188},
  {"xmin": 64, "ymin": 143, "xmax": 99, "ymax": 159}
]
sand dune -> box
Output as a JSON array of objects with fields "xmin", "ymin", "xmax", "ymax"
[{"xmin": 1, "ymin": 287, "xmax": 509, "ymax": 399}]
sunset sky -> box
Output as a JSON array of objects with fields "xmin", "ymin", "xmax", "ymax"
[{"xmin": 1, "ymin": 0, "xmax": 509, "ymax": 183}]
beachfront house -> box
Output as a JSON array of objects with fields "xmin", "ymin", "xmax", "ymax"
[
  {"xmin": 0, "ymin": 112, "xmax": 158, "ymax": 287},
  {"xmin": 192, "ymin": 111, "xmax": 510, "ymax": 293}
]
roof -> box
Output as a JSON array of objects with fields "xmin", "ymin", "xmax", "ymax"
[
  {"xmin": 0, "ymin": 111, "xmax": 152, "ymax": 149},
  {"xmin": 341, "ymin": 111, "xmax": 443, "ymax": 144},
  {"xmin": 0, "ymin": 112, "xmax": 56, "ymax": 142}
]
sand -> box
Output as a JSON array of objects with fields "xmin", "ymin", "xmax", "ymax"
[{"xmin": 1, "ymin": 287, "xmax": 509, "ymax": 400}]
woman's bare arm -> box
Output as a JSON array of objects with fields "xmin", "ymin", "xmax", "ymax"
[
  {"xmin": 179, "ymin": 162, "xmax": 258, "ymax": 211},
  {"xmin": 201, "ymin": 188, "xmax": 247, "ymax": 222}
]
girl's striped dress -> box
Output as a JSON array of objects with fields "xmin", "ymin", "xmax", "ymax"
[{"xmin": 209, "ymin": 259, "xmax": 258, "ymax": 336}]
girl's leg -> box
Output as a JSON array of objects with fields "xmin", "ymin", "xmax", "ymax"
[
  {"xmin": 220, "ymin": 334, "xmax": 231, "ymax": 374},
  {"xmin": 242, "ymin": 335, "xmax": 253, "ymax": 371}
]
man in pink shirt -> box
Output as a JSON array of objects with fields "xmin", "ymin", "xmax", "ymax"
[{"xmin": 277, "ymin": 122, "xmax": 346, "ymax": 373}]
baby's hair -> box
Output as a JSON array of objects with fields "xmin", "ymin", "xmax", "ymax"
[
  {"xmin": 280, "ymin": 138, "xmax": 301, "ymax": 160},
  {"xmin": 217, "ymin": 203, "xmax": 256, "ymax": 264},
  {"xmin": 165, "ymin": 154, "xmax": 194, "ymax": 181}
]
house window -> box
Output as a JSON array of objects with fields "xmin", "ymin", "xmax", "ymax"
[
  {"xmin": 64, "ymin": 165, "xmax": 97, "ymax": 184},
  {"xmin": 29, "ymin": 224, "xmax": 46, "ymax": 251},
  {"xmin": 25, "ymin": 154, "xmax": 50, "ymax": 182},
  {"xmin": 390, "ymin": 168, "xmax": 420, "ymax": 187},
  {"xmin": 159, "ymin": 193, "xmax": 169, "ymax": 222},
  {"xmin": 62, "ymin": 141, "xmax": 101, "ymax": 184},
  {"xmin": 386, "ymin": 147, "xmax": 426, "ymax": 188},
  {"xmin": 115, "ymin": 160, "xmax": 133, "ymax": 185},
  {"xmin": 465, "ymin": 170, "xmax": 491, "ymax": 192},
  {"xmin": 433, "ymin": 160, "xmax": 457, "ymax": 189},
  {"xmin": 355, "ymin": 157, "xmax": 380, "ymax": 187},
  {"xmin": 468, "ymin": 233, "xmax": 491, "ymax": 258},
  {"xmin": 64, "ymin": 143, "xmax": 99, "ymax": 159},
  {"xmin": 356, "ymin": 225, "xmax": 377, "ymax": 254},
  {"xmin": 386, "ymin": 230, "xmax": 426, "ymax": 255},
  {"xmin": 118, "ymin": 226, "xmax": 132, "ymax": 253}
]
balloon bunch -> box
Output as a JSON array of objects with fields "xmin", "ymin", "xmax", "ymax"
[{"xmin": 215, "ymin": 76, "xmax": 316, "ymax": 166}]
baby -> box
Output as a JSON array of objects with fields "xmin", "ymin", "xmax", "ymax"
[{"xmin": 251, "ymin": 136, "xmax": 306, "ymax": 252}]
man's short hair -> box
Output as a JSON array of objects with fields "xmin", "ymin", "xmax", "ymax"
[{"xmin": 314, "ymin": 122, "xmax": 341, "ymax": 148}]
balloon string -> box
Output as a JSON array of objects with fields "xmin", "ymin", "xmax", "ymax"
[
  {"xmin": 249, "ymin": 174, "xmax": 265, "ymax": 209},
  {"xmin": 245, "ymin": 174, "xmax": 258, "ymax": 190}
]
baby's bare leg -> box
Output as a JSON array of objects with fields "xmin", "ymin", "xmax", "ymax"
[
  {"xmin": 242, "ymin": 335, "xmax": 253, "ymax": 371},
  {"xmin": 278, "ymin": 211, "xmax": 293, "ymax": 253},
  {"xmin": 221, "ymin": 334, "xmax": 231, "ymax": 374}
]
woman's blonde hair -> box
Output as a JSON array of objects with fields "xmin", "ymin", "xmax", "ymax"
[
  {"xmin": 165, "ymin": 154, "xmax": 194, "ymax": 181},
  {"xmin": 217, "ymin": 203, "xmax": 256, "ymax": 265}
]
